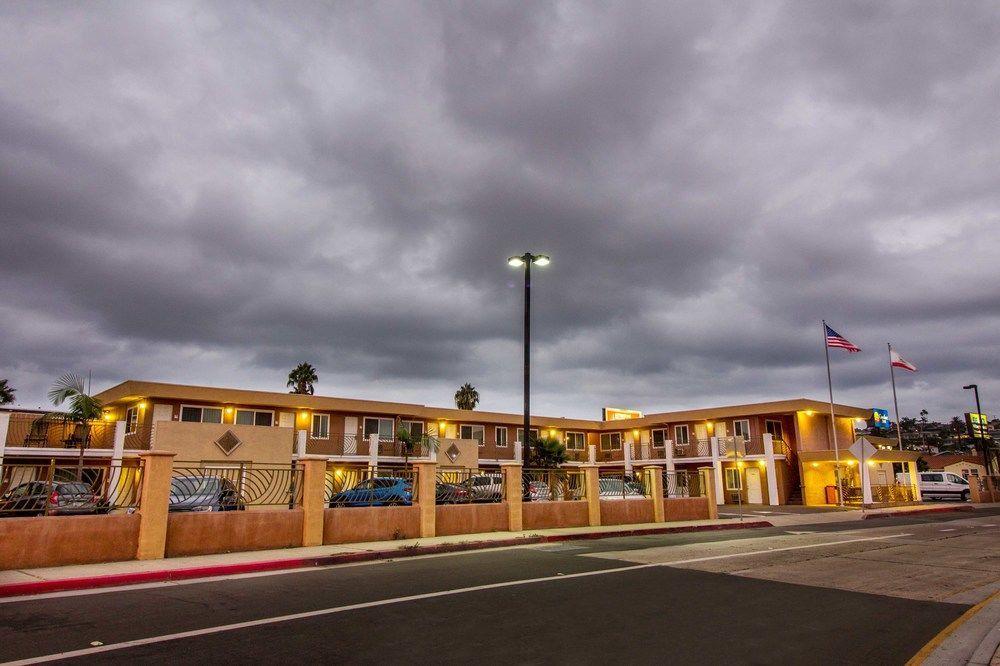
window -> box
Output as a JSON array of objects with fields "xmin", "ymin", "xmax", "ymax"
[
  {"xmin": 460, "ymin": 424, "xmax": 485, "ymax": 446},
  {"xmin": 725, "ymin": 468, "xmax": 742, "ymax": 491},
  {"xmin": 600, "ymin": 432, "xmax": 622, "ymax": 451},
  {"xmin": 311, "ymin": 414, "xmax": 330, "ymax": 439},
  {"xmin": 363, "ymin": 417, "xmax": 394, "ymax": 440},
  {"xmin": 235, "ymin": 409, "xmax": 274, "ymax": 427},
  {"xmin": 733, "ymin": 420, "xmax": 750, "ymax": 441},
  {"xmin": 923, "ymin": 473, "xmax": 943, "ymax": 482},
  {"xmin": 674, "ymin": 425, "xmax": 690, "ymax": 445},
  {"xmin": 764, "ymin": 419, "xmax": 784, "ymax": 441},
  {"xmin": 180, "ymin": 405, "xmax": 223, "ymax": 424},
  {"xmin": 651, "ymin": 429, "xmax": 667, "ymax": 448},
  {"xmin": 516, "ymin": 428, "xmax": 539, "ymax": 444},
  {"xmin": 125, "ymin": 406, "xmax": 139, "ymax": 435},
  {"xmin": 565, "ymin": 432, "xmax": 586, "ymax": 450},
  {"xmin": 400, "ymin": 420, "xmax": 424, "ymax": 438},
  {"xmin": 495, "ymin": 426, "xmax": 508, "ymax": 447}
]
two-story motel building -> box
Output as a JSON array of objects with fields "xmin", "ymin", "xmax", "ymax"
[{"xmin": 0, "ymin": 380, "xmax": 923, "ymax": 506}]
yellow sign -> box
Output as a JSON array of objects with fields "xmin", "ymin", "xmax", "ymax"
[
  {"xmin": 966, "ymin": 412, "xmax": 989, "ymax": 439},
  {"xmin": 602, "ymin": 407, "xmax": 643, "ymax": 421}
]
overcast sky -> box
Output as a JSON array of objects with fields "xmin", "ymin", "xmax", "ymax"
[{"xmin": 1, "ymin": 2, "xmax": 998, "ymax": 422}]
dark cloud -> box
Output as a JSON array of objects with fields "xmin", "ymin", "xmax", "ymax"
[{"xmin": 1, "ymin": 1, "xmax": 998, "ymax": 422}]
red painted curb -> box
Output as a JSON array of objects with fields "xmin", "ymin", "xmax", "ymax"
[
  {"xmin": 0, "ymin": 521, "xmax": 771, "ymax": 599},
  {"xmin": 862, "ymin": 505, "xmax": 974, "ymax": 520}
]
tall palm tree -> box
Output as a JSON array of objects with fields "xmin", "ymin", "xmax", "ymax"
[
  {"xmin": 287, "ymin": 363, "xmax": 319, "ymax": 395},
  {"xmin": 0, "ymin": 379, "xmax": 14, "ymax": 405},
  {"xmin": 454, "ymin": 383, "xmax": 480, "ymax": 410}
]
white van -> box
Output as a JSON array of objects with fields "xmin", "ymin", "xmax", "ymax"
[{"xmin": 918, "ymin": 472, "xmax": 971, "ymax": 502}]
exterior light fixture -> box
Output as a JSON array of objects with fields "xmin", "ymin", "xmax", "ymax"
[
  {"xmin": 507, "ymin": 252, "xmax": 551, "ymax": 466},
  {"xmin": 632, "ymin": 429, "xmax": 639, "ymax": 438},
  {"xmin": 438, "ymin": 420, "xmax": 446, "ymax": 435},
  {"xmin": 138, "ymin": 401, "xmax": 147, "ymax": 410},
  {"xmin": 225, "ymin": 406, "xmax": 234, "ymax": 414},
  {"xmin": 549, "ymin": 428, "xmax": 556, "ymax": 437},
  {"xmin": 804, "ymin": 410, "xmax": 814, "ymax": 417}
]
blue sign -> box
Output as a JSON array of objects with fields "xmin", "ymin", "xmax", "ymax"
[{"xmin": 871, "ymin": 408, "xmax": 891, "ymax": 430}]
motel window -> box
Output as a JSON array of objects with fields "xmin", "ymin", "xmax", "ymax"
[
  {"xmin": 516, "ymin": 428, "xmax": 540, "ymax": 444},
  {"xmin": 725, "ymin": 468, "xmax": 742, "ymax": 491},
  {"xmin": 235, "ymin": 409, "xmax": 274, "ymax": 427},
  {"xmin": 765, "ymin": 419, "xmax": 784, "ymax": 441},
  {"xmin": 460, "ymin": 424, "xmax": 485, "ymax": 446},
  {"xmin": 733, "ymin": 420, "xmax": 750, "ymax": 441},
  {"xmin": 651, "ymin": 429, "xmax": 667, "ymax": 448},
  {"xmin": 363, "ymin": 417, "xmax": 394, "ymax": 441},
  {"xmin": 495, "ymin": 426, "xmax": 508, "ymax": 447},
  {"xmin": 180, "ymin": 406, "xmax": 223, "ymax": 424},
  {"xmin": 565, "ymin": 432, "xmax": 586, "ymax": 450},
  {"xmin": 125, "ymin": 406, "xmax": 139, "ymax": 435},
  {"xmin": 600, "ymin": 432, "xmax": 622, "ymax": 451},
  {"xmin": 311, "ymin": 414, "xmax": 330, "ymax": 439},
  {"xmin": 400, "ymin": 420, "xmax": 424, "ymax": 439},
  {"xmin": 674, "ymin": 425, "xmax": 690, "ymax": 445}
]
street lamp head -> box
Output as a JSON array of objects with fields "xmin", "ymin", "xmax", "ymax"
[
  {"xmin": 963, "ymin": 384, "xmax": 977, "ymax": 390},
  {"xmin": 507, "ymin": 255, "xmax": 525, "ymax": 267},
  {"xmin": 532, "ymin": 254, "xmax": 550, "ymax": 266}
]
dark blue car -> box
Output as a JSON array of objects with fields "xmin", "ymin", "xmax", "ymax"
[{"xmin": 329, "ymin": 477, "xmax": 413, "ymax": 507}]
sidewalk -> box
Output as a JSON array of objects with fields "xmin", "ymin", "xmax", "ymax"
[{"xmin": 0, "ymin": 502, "xmax": 978, "ymax": 599}]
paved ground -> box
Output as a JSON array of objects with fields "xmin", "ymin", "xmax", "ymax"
[{"xmin": 1, "ymin": 507, "xmax": 998, "ymax": 665}]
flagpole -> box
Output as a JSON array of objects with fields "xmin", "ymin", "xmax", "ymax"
[
  {"xmin": 888, "ymin": 343, "xmax": 903, "ymax": 452},
  {"xmin": 823, "ymin": 320, "xmax": 843, "ymax": 506}
]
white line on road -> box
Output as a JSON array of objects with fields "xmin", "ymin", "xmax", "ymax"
[{"xmin": 1, "ymin": 532, "xmax": 911, "ymax": 665}]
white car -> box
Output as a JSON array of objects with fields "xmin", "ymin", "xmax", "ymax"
[
  {"xmin": 598, "ymin": 477, "xmax": 644, "ymax": 500},
  {"xmin": 918, "ymin": 472, "xmax": 971, "ymax": 502},
  {"xmin": 466, "ymin": 474, "xmax": 503, "ymax": 502}
]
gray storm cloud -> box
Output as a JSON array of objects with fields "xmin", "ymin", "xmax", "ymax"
[{"xmin": 1, "ymin": 1, "xmax": 998, "ymax": 420}]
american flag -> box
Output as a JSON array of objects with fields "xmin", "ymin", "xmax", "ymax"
[{"xmin": 825, "ymin": 324, "xmax": 861, "ymax": 353}]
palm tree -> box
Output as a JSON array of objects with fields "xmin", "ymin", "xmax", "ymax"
[
  {"xmin": 287, "ymin": 363, "xmax": 318, "ymax": 395},
  {"xmin": 0, "ymin": 379, "xmax": 14, "ymax": 405},
  {"xmin": 48, "ymin": 373, "xmax": 103, "ymax": 480},
  {"xmin": 454, "ymin": 383, "xmax": 480, "ymax": 410}
]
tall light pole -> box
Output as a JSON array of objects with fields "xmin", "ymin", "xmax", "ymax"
[
  {"xmin": 508, "ymin": 253, "xmax": 550, "ymax": 468},
  {"xmin": 963, "ymin": 384, "xmax": 993, "ymax": 475}
]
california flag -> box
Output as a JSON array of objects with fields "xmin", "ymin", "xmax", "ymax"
[{"xmin": 890, "ymin": 350, "xmax": 917, "ymax": 372}]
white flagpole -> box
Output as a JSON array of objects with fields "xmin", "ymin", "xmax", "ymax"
[
  {"xmin": 888, "ymin": 343, "xmax": 903, "ymax": 452},
  {"xmin": 823, "ymin": 320, "xmax": 843, "ymax": 506}
]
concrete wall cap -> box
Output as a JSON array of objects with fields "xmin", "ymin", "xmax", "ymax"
[
  {"xmin": 297, "ymin": 455, "xmax": 329, "ymax": 462},
  {"xmin": 138, "ymin": 451, "xmax": 177, "ymax": 458}
]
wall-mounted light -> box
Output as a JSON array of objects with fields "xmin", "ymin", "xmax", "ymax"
[
  {"xmin": 804, "ymin": 410, "xmax": 814, "ymax": 417},
  {"xmin": 811, "ymin": 462, "xmax": 819, "ymax": 468},
  {"xmin": 632, "ymin": 429, "xmax": 639, "ymax": 439},
  {"xmin": 138, "ymin": 401, "xmax": 147, "ymax": 410},
  {"xmin": 299, "ymin": 411, "xmax": 308, "ymax": 420},
  {"xmin": 549, "ymin": 428, "xmax": 556, "ymax": 438},
  {"xmin": 758, "ymin": 460, "xmax": 766, "ymax": 467},
  {"xmin": 225, "ymin": 406, "xmax": 234, "ymax": 415},
  {"xmin": 438, "ymin": 420, "xmax": 446, "ymax": 434}
]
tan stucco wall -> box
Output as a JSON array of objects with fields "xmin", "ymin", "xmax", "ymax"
[
  {"xmin": 943, "ymin": 461, "xmax": 987, "ymax": 477},
  {"xmin": 152, "ymin": 421, "xmax": 294, "ymax": 464},
  {"xmin": 436, "ymin": 438, "xmax": 480, "ymax": 468},
  {"xmin": 323, "ymin": 506, "xmax": 421, "ymax": 544},
  {"xmin": 165, "ymin": 509, "xmax": 303, "ymax": 557},
  {"xmin": 600, "ymin": 498, "xmax": 654, "ymax": 525},
  {"xmin": 0, "ymin": 514, "xmax": 140, "ymax": 569},
  {"xmin": 795, "ymin": 413, "xmax": 856, "ymax": 453},
  {"xmin": 435, "ymin": 503, "xmax": 509, "ymax": 536},
  {"xmin": 663, "ymin": 497, "xmax": 711, "ymax": 521},
  {"xmin": 801, "ymin": 461, "xmax": 840, "ymax": 505},
  {"xmin": 522, "ymin": 500, "xmax": 590, "ymax": 530}
]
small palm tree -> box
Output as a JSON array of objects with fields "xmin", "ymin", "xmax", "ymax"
[
  {"xmin": 454, "ymin": 383, "xmax": 480, "ymax": 410},
  {"xmin": 0, "ymin": 379, "xmax": 15, "ymax": 405},
  {"xmin": 48, "ymin": 373, "xmax": 102, "ymax": 421},
  {"xmin": 287, "ymin": 363, "xmax": 319, "ymax": 395}
]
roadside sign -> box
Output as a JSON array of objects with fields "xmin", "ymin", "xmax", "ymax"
[
  {"xmin": 966, "ymin": 412, "xmax": 989, "ymax": 440},
  {"xmin": 849, "ymin": 437, "xmax": 877, "ymax": 462},
  {"xmin": 602, "ymin": 407, "xmax": 643, "ymax": 420},
  {"xmin": 870, "ymin": 408, "xmax": 891, "ymax": 430}
]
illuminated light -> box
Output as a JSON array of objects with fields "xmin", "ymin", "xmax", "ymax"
[
  {"xmin": 632, "ymin": 429, "xmax": 639, "ymax": 438},
  {"xmin": 758, "ymin": 460, "xmax": 766, "ymax": 467},
  {"xmin": 138, "ymin": 401, "xmax": 147, "ymax": 410},
  {"xmin": 737, "ymin": 461, "xmax": 745, "ymax": 469},
  {"xmin": 507, "ymin": 256, "xmax": 525, "ymax": 267},
  {"xmin": 811, "ymin": 462, "xmax": 819, "ymax": 468},
  {"xmin": 438, "ymin": 420, "xmax": 446, "ymax": 433},
  {"xmin": 225, "ymin": 407, "xmax": 234, "ymax": 415},
  {"xmin": 549, "ymin": 429, "xmax": 556, "ymax": 437},
  {"xmin": 299, "ymin": 411, "xmax": 308, "ymax": 419},
  {"xmin": 334, "ymin": 468, "xmax": 344, "ymax": 478},
  {"xmin": 103, "ymin": 412, "xmax": 113, "ymax": 421},
  {"xmin": 847, "ymin": 460, "xmax": 856, "ymax": 466},
  {"xmin": 804, "ymin": 410, "xmax": 814, "ymax": 417},
  {"xmin": 533, "ymin": 255, "xmax": 551, "ymax": 266},
  {"xmin": 867, "ymin": 460, "xmax": 876, "ymax": 467}
]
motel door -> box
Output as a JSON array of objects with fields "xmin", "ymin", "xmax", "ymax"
[
  {"xmin": 344, "ymin": 417, "xmax": 358, "ymax": 454},
  {"xmin": 745, "ymin": 467, "xmax": 763, "ymax": 504}
]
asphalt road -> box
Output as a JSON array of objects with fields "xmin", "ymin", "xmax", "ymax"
[{"xmin": 2, "ymin": 508, "xmax": 999, "ymax": 665}]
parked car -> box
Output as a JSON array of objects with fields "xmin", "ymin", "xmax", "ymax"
[
  {"xmin": 435, "ymin": 481, "xmax": 472, "ymax": 504},
  {"xmin": 466, "ymin": 474, "xmax": 503, "ymax": 502},
  {"xmin": 169, "ymin": 476, "xmax": 243, "ymax": 512},
  {"xmin": 329, "ymin": 477, "xmax": 413, "ymax": 507},
  {"xmin": 523, "ymin": 479, "xmax": 565, "ymax": 501},
  {"xmin": 918, "ymin": 472, "xmax": 971, "ymax": 502},
  {"xmin": 0, "ymin": 481, "xmax": 103, "ymax": 517},
  {"xmin": 598, "ymin": 477, "xmax": 644, "ymax": 500}
]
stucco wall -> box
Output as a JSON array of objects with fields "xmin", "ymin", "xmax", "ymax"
[
  {"xmin": 435, "ymin": 502, "xmax": 509, "ymax": 536},
  {"xmin": 522, "ymin": 500, "xmax": 589, "ymax": 530},
  {"xmin": 795, "ymin": 413, "xmax": 855, "ymax": 453},
  {"xmin": 323, "ymin": 506, "xmax": 421, "ymax": 544},
  {"xmin": 801, "ymin": 462, "xmax": 839, "ymax": 505},
  {"xmin": 0, "ymin": 514, "xmax": 139, "ymax": 569},
  {"xmin": 165, "ymin": 509, "xmax": 304, "ymax": 557},
  {"xmin": 663, "ymin": 497, "xmax": 711, "ymax": 521},
  {"xmin": 153, "ymin": 420, "xmax": 294, "ymax": 464},
  {"xmin": 600, "ymin": 498, "xmax": 654, "ymax": 525}
]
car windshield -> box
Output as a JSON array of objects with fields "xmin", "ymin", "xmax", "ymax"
[{"xmin": 171, "ymin": 477, "xmax": 220, "ymax": 496}]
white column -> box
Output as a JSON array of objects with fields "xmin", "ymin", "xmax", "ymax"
[
  {"xmin": 588, "ymin": 443, "xmax": 596, "ymax": 464},
  {"xmin": 107, "ymin": 421, "xmax": 127, "ymax": 506},
  {"xmin": 664, "ymin": 439, "xmax": 675, "ymax": 473},
  {"xmin": 763, "ymin": 433, "xmax": 779, "ymax": 506},
  {"xmin": 0, "ymin": 411, "xmax": 9, "ymax": 471},
  {"xmin": 514, "ymin": 440, "xmax": 523, "ymax": 463},
  {"xmin": 624, "ymin": 440, "xmax": 633, "ymax": 473},
  {"xmin": 295, "ymin": 429, "xmax": 307, "ymax": 458},
  {"xmin": 710, "ymin": 436, "xmax": 724, "ymax": 504},
  {"xmin": 861, "ymin": 462, "xmax": 874, "ymax": 505},
  {"xmin": 368, "ymin": 433, "xmax": 379, "ymax": 471}
]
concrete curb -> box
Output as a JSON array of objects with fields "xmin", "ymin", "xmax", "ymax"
[
  {"xmin": 863, "ymin": 505, "xmax": 974, "ymax": 520},
  {"xmin": 0, "ymin": 520, "xmax": 771, "ymax": 599}
]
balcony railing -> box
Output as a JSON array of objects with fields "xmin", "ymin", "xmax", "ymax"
[
  {"xmin": 5, "ymin": 414, "xmax": 116, "ymax": 450},
  {"xmin": 673, "ymin": 439, "xmax": 713, "ymax": 458}
]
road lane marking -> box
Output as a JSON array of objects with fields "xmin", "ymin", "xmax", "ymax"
[{"xmin": 1, "ymin": 533, "xmax": 912, "ymax": 664}]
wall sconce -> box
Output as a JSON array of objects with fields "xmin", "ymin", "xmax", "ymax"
[
  {"xmin": 632, "ymin": 429, "xmax": 639, "ymax": 439},
  {"xmin": 225, "ymin": 406, "xmax": 234, "ymax": 415},
  {"xmin": 438, "ymin": 420, "xmax": 446, "ymax": 434},
  {"xmin": 138, "ymin": 401, "xmax": 147, "ymax": 410},
  {"xmin": 549, "ymin": 428, "xmax": 556, "ymax": 438}
]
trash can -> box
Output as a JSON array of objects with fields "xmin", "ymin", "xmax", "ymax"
[{"xmin": 825, "ymin": 485, "xmax": 839, "ymax": 504}]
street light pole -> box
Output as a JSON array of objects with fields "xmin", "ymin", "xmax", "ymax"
[
  {"xmin": 508, "ymin": 253, "xmax": 549, "ymax": 469},
  {"xmin": 963, "ymin": 384, "xmax": 992, "ymax": 474}
]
